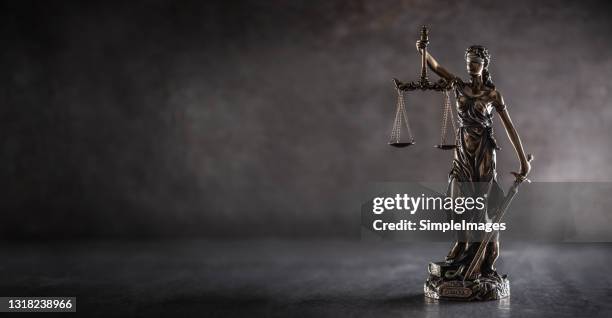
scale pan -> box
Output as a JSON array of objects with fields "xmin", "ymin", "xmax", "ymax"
[
  {"xmin": 389, "ymin": 141, "xmax": 415, "ymax": 148},
  {"xmin": 434, "ymin": 144, "xmax": 456, "ymax": 150}
]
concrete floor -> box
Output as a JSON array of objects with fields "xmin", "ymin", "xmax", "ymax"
[{"xmin": 0, "ymin": 240, "xmax": 610, "ymax": 317}]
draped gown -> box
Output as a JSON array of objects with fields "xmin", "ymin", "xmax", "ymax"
[{"xmin": 447, "ymin": 79, "xmax": 505, "ymax": 253}]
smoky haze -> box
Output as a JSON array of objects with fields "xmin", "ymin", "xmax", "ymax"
[{"xmin": 2, "ymin": 0, "xmax": 611, "ymax": 239}]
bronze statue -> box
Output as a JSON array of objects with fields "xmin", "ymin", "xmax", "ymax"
[{"xmin": 392, "ymin": 26, "xmax": 532, "ymax": 301}]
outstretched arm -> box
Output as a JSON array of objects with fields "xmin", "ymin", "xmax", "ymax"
[
  {"xmin": 492, "ymin": 90, "xmax": 531, "ymax": 181},
  {"xmin": 415, "ymin": 40, "xmax": 457, "ymax": 82}
]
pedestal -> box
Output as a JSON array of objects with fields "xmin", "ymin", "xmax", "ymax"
[{"xmin": 424, "ymin": 261, "xmax": 510, "ymax": 301}]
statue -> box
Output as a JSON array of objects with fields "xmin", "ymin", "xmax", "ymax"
[{"xmin": 392, "ymin": 26, "xmax": 533, "ymax": 301}]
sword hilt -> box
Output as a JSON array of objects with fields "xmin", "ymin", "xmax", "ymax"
[{"xmin": 512, "ymin": 153, "xmax": 534, "ymax": 184}]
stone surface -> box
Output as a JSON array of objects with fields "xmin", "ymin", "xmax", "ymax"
[{"xmin": 0, "ymin": 240, "xmax": 611, "ymax": 317}]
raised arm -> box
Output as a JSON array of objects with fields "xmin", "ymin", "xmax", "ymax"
[
  {"xmin": 492, "ymin": 90, "xmax": 532, "ymax": 181},
  {"xmin": 415, "ymin": 40, "xmax": 457, "ymax": 82}
]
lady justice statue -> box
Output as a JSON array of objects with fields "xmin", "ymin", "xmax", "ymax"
[{"xmin": 392, "ymin": 26, "xmax": 533, "ymax": 301}]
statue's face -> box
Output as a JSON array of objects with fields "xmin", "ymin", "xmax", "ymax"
[
  {"xmin": 466, "ymin": 60, "xmax": 484, "ymax": 76},
  {"xmin": 466, "ymin": 52, "xmax": 484, "ymax": 76}
]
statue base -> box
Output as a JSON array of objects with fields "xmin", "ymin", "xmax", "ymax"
[{"xmin": 424, "ymin": 262, "xmax": 510, "ymax": 301}]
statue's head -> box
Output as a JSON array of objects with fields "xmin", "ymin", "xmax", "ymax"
[{"xmin": 465, "ymin": 45, "xmax": 494, "ymax": 88}]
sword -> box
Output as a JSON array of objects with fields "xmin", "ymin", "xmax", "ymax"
[{"xmin": 463, "ymin": 153, "xmax": 534, "ymax": 281}]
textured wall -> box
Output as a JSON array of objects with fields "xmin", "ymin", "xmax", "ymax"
[{"xmin": 2, "ymin": 0, "xmax": 611, "ymax": 238}]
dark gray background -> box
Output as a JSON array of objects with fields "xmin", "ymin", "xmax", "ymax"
[{"xmin": 2, "ymin": 0, "xmax": 612, "ymax": 239}]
